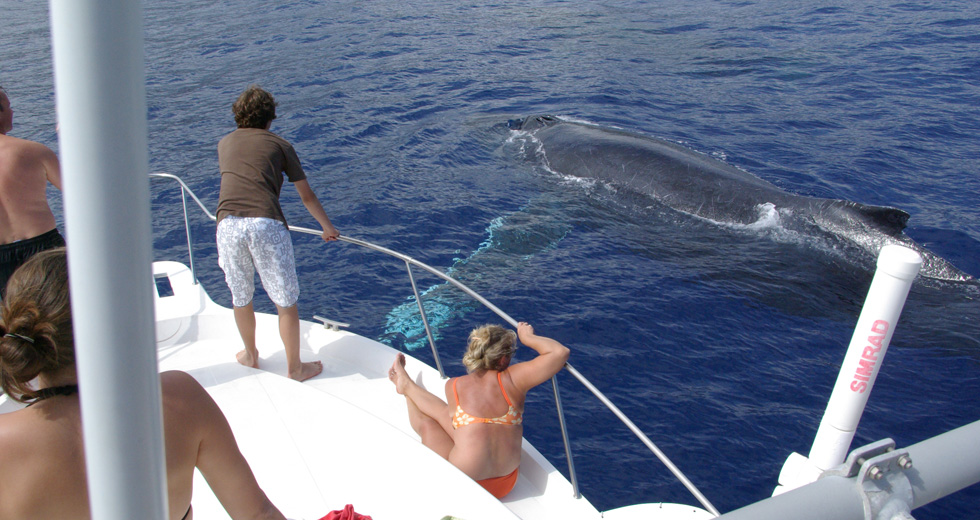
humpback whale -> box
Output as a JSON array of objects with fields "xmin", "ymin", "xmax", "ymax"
[{"xmin": 514, "ymin": 115, "xmax": 973, "ymax": 282}]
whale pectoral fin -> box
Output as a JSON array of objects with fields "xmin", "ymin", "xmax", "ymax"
[{"xmin": 833, "ymin": 200, "xmax": 911, "ymax": 234}]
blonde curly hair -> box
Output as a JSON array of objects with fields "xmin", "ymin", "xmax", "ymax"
[{"xmin": 461, "ymin": 324, "xmax": 516, "ymax": 373}]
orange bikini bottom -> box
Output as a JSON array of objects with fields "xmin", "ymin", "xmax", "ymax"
[{"xmin": 476, "ymin": 467, "xmax": 519, "ymax": 499}]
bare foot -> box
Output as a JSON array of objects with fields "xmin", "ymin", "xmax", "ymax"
[
  {"xmin": 236, "ymin": 349, "xmax": 259, "ymax": 369},
  {"xmin": 289, "ymin": 360, "xmax": 323, "ymax": 382},
  {"xmin": 388, "ymin": 353, "xmax": 410, "ymax": 395}
]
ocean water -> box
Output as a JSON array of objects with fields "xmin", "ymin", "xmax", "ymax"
[{"xmin": 4, "ymin": 0, "xmax": 979, "ymax": 517}]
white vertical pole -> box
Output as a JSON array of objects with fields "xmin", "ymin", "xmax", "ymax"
[
  {"xmin": 48, "ymin": 1, "xmax": 168, "ymax": 519},
  {"xmin": 808, "ymin": 244, "xmax": 922, "ymax": 471}
]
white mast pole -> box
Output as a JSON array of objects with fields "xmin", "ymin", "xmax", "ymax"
[
  {"xmin": 48, "ymin": 1, "xmax": 168, "ymax": 519},
  {"xmin": 807, "ymin": 244, "xmax": 922, "ymax": 470}
]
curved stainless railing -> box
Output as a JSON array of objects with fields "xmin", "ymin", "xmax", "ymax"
[{"xmin": 150, "ymin": 172, "xmax": 720, "ymax": 516}]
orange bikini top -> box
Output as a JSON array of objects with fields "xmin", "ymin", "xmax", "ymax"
[{"xmin": 451, "ymin": 372, "xmax": 523, "ymax": 429}]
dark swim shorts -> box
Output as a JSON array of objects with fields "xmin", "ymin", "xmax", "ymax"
[{"xmin": 0, "ymin": 228, "xmax": 66, "ymax": 298}]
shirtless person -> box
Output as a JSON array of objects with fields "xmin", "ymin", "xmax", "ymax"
[
  {"xmin": 0, "ymin": 248, "xmax": 286, "ymax": 519},
  {"xmin": 0, "ymin": 86, "xmax": 65, "ymax": 299},
  {"xmin": 216, "ymin": 85, "xmax": 339, "ymax": 382}
]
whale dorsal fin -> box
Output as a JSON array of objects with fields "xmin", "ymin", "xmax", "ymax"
[{"xmin": 833, "ymin": 200, "xmax": 911, "ymax": 233}]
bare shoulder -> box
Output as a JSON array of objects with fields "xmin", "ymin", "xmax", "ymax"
[
  {"xmin": 160, "ymin": 371, "xmax": 212, "ymax": 412},
  {"xmin": 0, "ymin": 135, "xmax": 58, "ymax": 179},
  {"xmin": 0, "ymin": 400, "xmax": 83, "ymax": 466},
  {"xmin": 0, "ymin": 409, "xmax": 25, "ymax": 451},
  {"xmin": 25, "ymin": 137, "xmax": 55, "ymax": 154},
  {"xmin": 25, "ymin": 139, "xmax": 59, "ymax": 170},
  {"xmin": 161, "ymin": 369, "xmax": 204, "ymax": 392},
  {"xmin": 0, "ymin": 134, "xmax": 54, "ymax": 156}
]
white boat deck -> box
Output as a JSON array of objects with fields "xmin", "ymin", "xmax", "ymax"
[{"xmin": 152, "ymin": 261, "xmax": 607, "ymax": 520}]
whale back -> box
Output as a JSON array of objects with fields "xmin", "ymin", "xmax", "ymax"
[{"xmin": 521, "ymin": 117, "xmax": 789, "ymax": 223}]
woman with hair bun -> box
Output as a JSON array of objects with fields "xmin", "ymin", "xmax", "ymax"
[
  {"xmin": 0, "ymin": 248, "xmax": 284, "ymax": 520},
  {"xmin": 388, "ymin": 322, "xmax": 569, "ymax": 499}
]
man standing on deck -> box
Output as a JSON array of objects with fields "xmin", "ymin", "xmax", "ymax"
[
  {"xmin": 0, "ymin": 86, "xmax": 65, "ymax": 300},
  {"xmin": 216, "ymin": 85, "xmax": 339, "ymax": 382}
]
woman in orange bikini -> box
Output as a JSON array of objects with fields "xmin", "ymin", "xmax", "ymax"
[{"xmin": 388, "ymin": 321, "xmax": 570, "ymax": 499}]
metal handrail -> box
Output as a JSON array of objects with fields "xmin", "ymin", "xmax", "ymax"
[{"xmin": 149, "ymin": 172, "xmax": 720, "ymax": 516}]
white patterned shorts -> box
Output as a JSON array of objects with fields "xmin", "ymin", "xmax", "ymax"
[{"xmin": 216, "ymin": 216, "xmax": 300, "ymax": 308}]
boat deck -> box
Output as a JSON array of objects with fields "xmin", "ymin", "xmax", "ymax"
[{"xmin": 153, "ymin": 260, "xmax": 603, "ymax": 520}]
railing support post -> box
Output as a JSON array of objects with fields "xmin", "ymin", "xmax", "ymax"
[
  {"xmin": 180, "ymin": 186, "xmax": 197, "ymax": 284},
  {"xmin": 552, "ymin": 374, "xmax": 580, "ymax": 498},
  {"xmin": 406, "ymin": 261, "xmax": 445, "ymax": 378}
]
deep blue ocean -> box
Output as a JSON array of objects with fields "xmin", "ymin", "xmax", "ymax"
[{"xmin": 5, "ymin": 1, "xmax": 979, "ymax": 517}]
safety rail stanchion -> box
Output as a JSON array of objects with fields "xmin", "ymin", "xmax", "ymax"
[
  {"xmin": 552, "ymin": 373, "xmax": 580, "ymax": 498},
  {"xmin": 406, "ymin": 261, "xmax": 445, "ymax": 378},
  {"xmin": 150, "ymin": 173, "xmax": 216, "ymax": 284},
  {"xmin": 148, "ymin": 172, "xmax": 717, "ymax": 514},
  {"xmin": 565, "ymin": 364, "xmax": 720, "ymax": 516},
  {"xmin": 179, "ymin": 186, "xmax": 197, "ymax": 284},
  {"xmin": 149, "ymin": 173, "xmax": 217, "ymax": 220}
]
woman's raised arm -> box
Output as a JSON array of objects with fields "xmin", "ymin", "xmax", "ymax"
[{"xmin": 507, "ymin": 322, "xmax": 570, "ymax": 394}]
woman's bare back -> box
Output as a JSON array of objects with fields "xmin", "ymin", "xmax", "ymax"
[
  {"xmin": 445, "ymin": 370, "xmax": 524, "ymax": 480},
  {"xmin": 0, "ymin": 371, "xmax": 283, "ymax": 520},
  {"xmin": 0, "ymin": 395, "xmax": 89, "ymax": 520}
]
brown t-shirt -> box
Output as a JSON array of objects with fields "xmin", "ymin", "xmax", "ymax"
[{"xmin": 216, "ymin": 128, "xmax": 307, "ymax": 225}]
